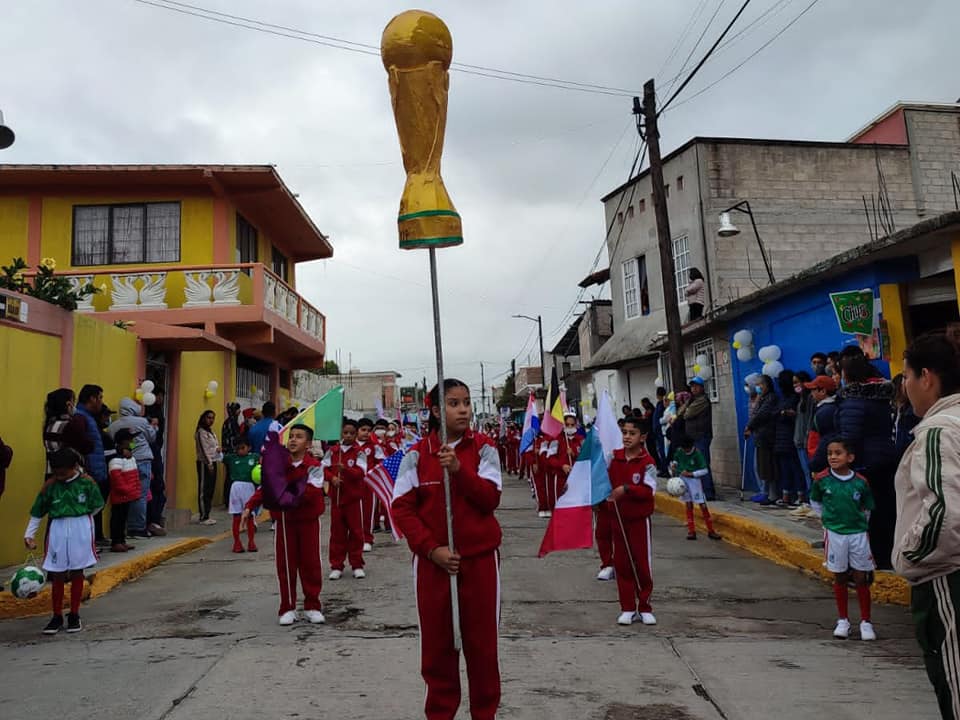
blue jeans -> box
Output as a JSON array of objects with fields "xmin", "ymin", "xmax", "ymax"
[
  {"xmin": 693, "ymin": 437, "xmax": 716, "ymax": 499},
  {"xmin": 127, "ymin": 460, "xmax": 153, "ymax": 533},
  {"xmin": 654, "ymin": 434, "xmax": 667, "ymax": 473}
]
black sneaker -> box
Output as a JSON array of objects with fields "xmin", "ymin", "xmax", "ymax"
[
  {"xmin": 42, "ymin": 615, "xmax": 64, "ymax": 635},
  {"xmin": 66, "ymin": 613, "xmax": 82, "ymax": 633}
]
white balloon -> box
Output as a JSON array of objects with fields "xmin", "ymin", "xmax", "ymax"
[
  {"xmin": 142, "ymin": 392, "xmax": 157, "ymax": 406},
  {"xmin": 654, "ymin": 377, "xmax": 664, "ymax": 388},
  {"xmin": 140, "ymin": 380, "xmax": 155, "ymax": 393},
  {"xmin": 207, "ymin": 380, "xmax": 219, "ymax": 392},
  {"xmin": 733, "ymin": 329, "xmax": 753, "ymax": 346},
  {"xmin": 698, "ymin": 366, "xmax": 713, "ymax": 381},
  {"xmin": 757, "ymin": 345, "xmax": 782, "ymax": 363},
  {"xmin": 695, "ymin": 354, "xmax": 709, "ymax": 368},
  {"xmin": 736, "ymin": 347, "xmax": 753, "ymax": 362},
  {"xmin": 763, "ymin": 360, "xmax": 784, "ymax": 378}
]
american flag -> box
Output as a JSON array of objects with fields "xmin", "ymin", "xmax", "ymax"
[{"xmin": 364, "ymin": 450, "xmax": 405, "ymax": 541}]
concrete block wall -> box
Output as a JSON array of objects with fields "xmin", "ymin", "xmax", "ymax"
[
  {"xmin": 701, "ymin": 142, "xmax": 917, "ymax": 304},
  {"xmin": 904, "ymin": 108, "xmax": 960, "ymax": 215}
]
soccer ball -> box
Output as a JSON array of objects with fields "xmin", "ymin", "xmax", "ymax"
[
  {"xmin": 11, "ymin": 566, "xmax": 45, "ymax": 599},
  {"xmin": 251, "ymin": 464, "xmax": 262, "ymax": 486},
  {"xmin": 666, "ymin": 477, "xmax": 687, "ymax": 497}
]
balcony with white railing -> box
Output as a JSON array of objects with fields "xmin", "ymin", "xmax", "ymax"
[{"xmin": 44, "ymin": 263, "xmax": 325, "ymax": 365}]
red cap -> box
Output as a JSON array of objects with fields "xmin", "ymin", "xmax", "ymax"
[{"xmin": 803, "ymin": 375, "xmax": 837, "ymax": 392}]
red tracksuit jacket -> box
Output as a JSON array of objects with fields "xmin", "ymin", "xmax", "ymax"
[
  {"xmin": 545, "ymin": 434, "xmax": 584, "ymax": 474},
  {"xmin": 607, "ymin": 448, "xmax": 657, "ymax": 521},
  {"xmin": 392, "ymin": 430, "xmax": 502, "ymax": 560},
  {"xmin": 245, "ymin": 454, "xmax": 325, "ymax": 520},
  {"xmin": 321, "ymin": 443, "xmax": 366, "ymax": 507}
]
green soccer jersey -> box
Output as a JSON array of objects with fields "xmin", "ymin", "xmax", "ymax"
[
  {"xmin": 30, "ymin": 473, "xmax": 104, "ymax": 519},
  {"xmin": 673, "ymin": 449, "xmax": 707, "ymax": 475},
  {"xmin": 225, "ymin": 452, "xmax": 260, "ymax": 484},
  {"xmin": 809, "ymin": 469, "xmax": 874, "ymax": 534}
]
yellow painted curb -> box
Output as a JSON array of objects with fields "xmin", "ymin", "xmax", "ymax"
[
  {"xmin": 0, "ymin": 532, "xmax": 229, "ymax": 620},
  {"xmin": 655, "ymin": 492, "xmax": 910, "ymax": 606}
]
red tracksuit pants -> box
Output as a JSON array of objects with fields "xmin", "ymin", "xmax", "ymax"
[
  {"xmin": 329, "ymin": 501, "xmax": 365, "ymax": 570},
  {"xmin": 611, "ymin": 510, "xmax": 654, "ymax": 613},
  {"xmin": 416, "ymin": 551, "xmax": 500, "ymax": 720},
  {"xmin": 361, "ymin": 485, "xmax": 375, "ymax": 544},
  {"xmin": 533, "ymin": 467, "xmax": 560, "ymax": 512},
  {"xmin": 595, "ymin": 503, "xmax": 614, "ymax": 568},
  {"xmin": 274, "ymin": 512, "xmax": 323, "ymax": 615}
]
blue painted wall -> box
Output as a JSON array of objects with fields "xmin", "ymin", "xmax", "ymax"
[{"xmin": 728, "ymin": 258, "xmax": 919, "ymax": 489}]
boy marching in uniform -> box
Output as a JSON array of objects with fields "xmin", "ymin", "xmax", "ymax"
[
  {"xmin": 357, "ymin": 417, "xmax": 384, "ymax": 551},
  {"xmin": 607, "ymin": 416, "xmax": 658, "ymax": 626},
  {"xmin": 322, "ymin": 418, "xmax": 368, "ymax": 579}
]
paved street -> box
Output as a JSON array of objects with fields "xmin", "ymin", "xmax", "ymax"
[{"xmin": 0, "ymin": 476, "xmax": 937, "ymax": 720}]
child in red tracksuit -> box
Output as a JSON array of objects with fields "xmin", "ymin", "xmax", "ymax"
[
  {"xmin": 322, "ymin": 418, "xmax": 367, "ymax": 579},
  {"xmin": 607, "ymin": 415, "xmax": 658, "ymax": 626},
  {"xmin": 392, "ymin": 379, "xmax": 502, "ymax": 720},
  {"xmin": 545, "ymin": 413, "xmax": 584, "ymax": 501},
  {"xmin": 533, "ymin": 433, "xmax": 552, "ymax": 517},
  {"xmin": 241, "ymin": 424, "xmax": 325, "ymax": 626},
  {"xmin": 356, "ymin": 418, "xmax": 383, "ymax": 551}
]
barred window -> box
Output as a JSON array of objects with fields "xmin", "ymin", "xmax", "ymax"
[{"xmin": 72, "ymin": 203, "xmax": 180, "ymax": 266}]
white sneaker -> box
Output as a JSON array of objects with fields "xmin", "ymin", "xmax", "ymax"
[
  {"xmin": 833, "ymin": 618, "xmax": 851, "ymax": 639},
  {"xmin": 353, "ymin": 568, "xmax": 366, "ymax": 579},
  {"xmin": 597, "ymin": 566, "xmax": 615, "ymax": 581},
  {"xmin": 304, "ymin": 610, "xmax": 325, "ymax": 624},
  {"xmin": 860, "ymin": 621, "xmax": 876, "ymax": 641},
  {"xmin": 363, "ymin": 542, "xmax": 373, "ymax": 552},
  {"xmin": 640, "ymin": 612, "xmax": 657, "ymax": 625},
  {"xmin": 200, "ymin": 518, "xmax": 217, "ymax": 526},
  {"xmin": 537, "ymin": 511, "xmax": 547, "ymax": 518},
  {"xmin": 278, "ymin": 610, "xmax": 297, "ymax": 626},
  {"xmin": 544, "ymin": 510, "xmax": 552, "ymax": 517},
  {"xmin": 617, "ymin": 611, "xmax": 638, "ymax": 625},
  {"xmin": 270, "ymin": 521, "xmax": 276, "ymax": 532},
  {"xmin": 329, "ymin": 569, "xmax": 342, "ymax": 580}
]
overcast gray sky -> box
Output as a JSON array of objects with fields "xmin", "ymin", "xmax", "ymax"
[{"xmin": 3, "ymin": 0, "xmax": 959, "ymax": 402}]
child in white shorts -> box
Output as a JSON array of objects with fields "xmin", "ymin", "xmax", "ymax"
[{"xmin": 810, "ymin": 439, "xmax": 876, "ymax": 641}]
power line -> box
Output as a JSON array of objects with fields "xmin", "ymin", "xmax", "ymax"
[
  {"xmin": 131, "ymin": 0, "xmax": 641, "ymax": 97},
  {"xmin": 658, "ymin": 0, "xmax": 755, "ymax": 115},
  {"xmin": 662, "ymin": 0, "xmax": 729, "ymax": 100},
  {"xmin": 655, "ymin": 0, "xmax": 711, "ymax": 84},
  {"xmin": 666, "ymin": 0, "xmax": 821, "ymax": 112}
]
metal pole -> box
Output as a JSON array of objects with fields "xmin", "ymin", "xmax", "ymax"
[
  {"xmin": 428, "ymin": 248, "xmax": 462, "ymax": 651},
  {"xmin": 481, "ymin": 362, "xmax": 486, "ymax": 417},
  {"xmin": 744, "ymin": 204, "xmax": 775, "ymax": 285},
  {"xmin": 537, "ymin": 315, "xmax": 545, "ymax": 388}
]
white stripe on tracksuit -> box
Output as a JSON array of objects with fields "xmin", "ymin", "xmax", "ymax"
[{"xmin": 934, "ymin": 576, "xmax": 960, "ymax": 720}]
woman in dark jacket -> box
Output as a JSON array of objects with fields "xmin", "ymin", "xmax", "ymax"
[
  {"xmin": 836, "ymin": 353, "xmax": 896, "ymax": 569},
  {"xmin": 745, "ymin": 374, "xmax": 779, "ymax": 505},
  {"xmin": 42, "ymin": 388, "xmax": 93, "ymax": 475},
  {"xmin": 774, "ymin": 370, "xmax": 806, "ymax": 506}
]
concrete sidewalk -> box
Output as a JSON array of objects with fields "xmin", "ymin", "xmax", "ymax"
[
  {"xmin": 0, "ymin": 509, "xmax": 234, "ymax": 618},
  {"xmin": 656, "ymin": 485, "xmax": 911, "ymax": 605}
]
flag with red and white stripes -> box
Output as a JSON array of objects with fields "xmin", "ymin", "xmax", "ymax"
[{"xmin": 364, "ymin": 450, "xmax": 404, "ymax": 541}]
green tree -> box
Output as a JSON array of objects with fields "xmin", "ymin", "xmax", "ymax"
[
  {"xmin": 322, "ymin": 360, "xmax": 340, "ymax": 375},
  {"xmin": 498, "ymin": 372, "xmax": 516, "ymax": 406}
]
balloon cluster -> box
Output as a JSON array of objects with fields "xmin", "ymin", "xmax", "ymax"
[
  {"xmin": 135, "ymin": 380, "xmax": 157, "ymax": 407},
  {"xmin": 732, "ymin": 329, "xmax": 754, "ymax": 361},
  {"xmin": 204, "ymin": 380, "xmax": 219, "ymax": 400},
  {"xmin": 691, "ymin": 353, "xmax": 713, "ymax": 381},
  {"xmin": 758, "ymin": 345, "xmax": 784, "ymax": 378}
]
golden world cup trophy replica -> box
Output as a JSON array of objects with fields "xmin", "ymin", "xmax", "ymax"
[{"xmin": 381, "ymin": 10, "xmax": 462, "ymax": 250}]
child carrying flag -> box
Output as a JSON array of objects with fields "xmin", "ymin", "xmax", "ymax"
[
  {"xmin": 392, "ymin": 379, "xmax": 503, "ymax": 720},
  {"xmin": 322, "ymin": 418, "xmax": 367, "ymax": 579},
  {"xmin": 607, "ymin": 416, "xmax": 658, "ymax": 626},
  {"xmin": 671, "ymin": 434, "xmax": 722, "ymax": 541}
]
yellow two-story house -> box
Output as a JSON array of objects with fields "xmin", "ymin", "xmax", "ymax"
[{"xmin": 0, "ymin": 164, "xmax": 332, "ymax": 524}]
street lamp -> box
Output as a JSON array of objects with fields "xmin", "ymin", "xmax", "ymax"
[
  {"xmin": 0, "ymin": 110, "xmax": 14, "ymax": 150},
  {"xmin": 511, "ymin": 314, "xmax": 544, "ymax": 387},
  {"xmin": 718, "ymin": 200, "xmax": 775, "ymax": 285}
]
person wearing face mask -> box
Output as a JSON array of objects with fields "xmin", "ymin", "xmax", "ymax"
[
  {"xmin": 545, "ymin": 412, "xmax": 584, "ymax": 502},
  {"xmin": 43, "ymin": 388, "xmax": 94, "ymax": 478},
  {"xmin": 745, "ymin": 375, "xmax": 779, "ymax": 505},
  {"xmin": 775, "ymin": 370, "xmax": 807, "ymax": 507}
]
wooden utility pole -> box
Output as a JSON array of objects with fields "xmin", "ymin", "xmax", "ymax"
[{"xmin": 639, "ymin": 78, "xmax": 686, "ymax": 392}]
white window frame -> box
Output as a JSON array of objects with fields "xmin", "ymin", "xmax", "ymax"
[
  {"xmin": 672, "ymin": 234, "xmax": 691, "ymax": 303},
  {"xmin": 622, "ymin": 258, "xmax": 639, "ymax": 319},
  {"xmin": 691, "ymin": 338, "xmax": 719, "ymax": 402}
]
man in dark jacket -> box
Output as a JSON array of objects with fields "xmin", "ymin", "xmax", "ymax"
[
  {"xmin": 805, "ymin": 375, "xmax": 838, "ymax": 473},
  {"xmin": 652, "ymin": 387, "xmax": 668, "ymax": 476},
  {"xmin": 76, "ymin": 384, "xmax": 108, "ymax": 543}
]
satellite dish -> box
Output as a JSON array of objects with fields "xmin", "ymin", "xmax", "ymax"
[{"xmin": 0, "ymin": 111, "xmax": 14, "ymax": 150}]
